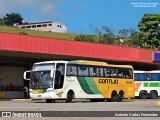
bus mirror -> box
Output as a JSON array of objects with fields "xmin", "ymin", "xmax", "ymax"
[
  {"xmin": 50, "ymin": 70, "xmax": 55, "ymax": 78},
  {"xmin": 24, "ymin": 71, "xmax": 31, "ymax": 80}
]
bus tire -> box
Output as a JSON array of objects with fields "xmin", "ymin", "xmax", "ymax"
[
  {"xmin": 139, "ymin": 91, "xmax": 148, "ymax": 99},
  {"xmin": 117, "ymin": 91, "xmax": 124, "ymax": 102},
  {"xmin": 45, "ymin": 99, "xmax": 54, "ymax": 103},
  {"xmin": 107, "ymin": 91, "xmax": 117, "ymax": 102},
  {"xmin": 149, "ymin": 91, "xmax": 158, "ymax": 99},
  {"xmin": 66, "ymin": 91, "xmax": 74, "ymax": 103}
]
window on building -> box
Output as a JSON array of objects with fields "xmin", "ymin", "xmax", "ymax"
[
  {"xmin": 32, "ymin": 25, "xmax": 36, "ymax": 28},
  {"xmin": 48, "ymin": 24, "xmax": 52, "ymax": 26},
  {"xmin": 37, "ymin": 25, "xmax": 41, "ymax": 27},
  {"xmin": 26, "ymin": 26, "xmax": 31, "ymax": 28},
  {"xmin": 43, "ymin": 24, "xmax": 47, "ymax": 27}
]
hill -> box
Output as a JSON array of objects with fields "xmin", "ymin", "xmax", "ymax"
[{"xmin": 0, "ymin": 25, "xmax": 78, "ymax": 40}]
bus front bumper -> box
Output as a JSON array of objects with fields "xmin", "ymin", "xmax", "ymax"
[{"xmin": 30, "ymin": 92, "xmax": 54, "ymax": 99}]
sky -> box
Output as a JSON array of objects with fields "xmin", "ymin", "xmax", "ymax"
[{"xmin": 0, "ymin": 0, "xmax": 159, "ymax": 34}]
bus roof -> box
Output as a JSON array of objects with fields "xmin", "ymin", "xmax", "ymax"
[
  {"xmin": 34, "ymin": 61, "xmax": 68, "ymax": 65},
  {"xmin": 33, "ymin": 60, "xmax": 133, "ymax": 69},
  {"xmin": 134, "ymin": 70, "xmax": 160, "ymax": 73},
  {"xmin": 70, "ymin": 60, "xmax": 133, "ymax": 68}
]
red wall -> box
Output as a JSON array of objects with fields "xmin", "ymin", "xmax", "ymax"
[{"xmin": 0, "ymin": 32, "xmax": 159, "ymax": 63}]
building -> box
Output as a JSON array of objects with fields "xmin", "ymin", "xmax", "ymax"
[
  {"xmin": 0, "ymin": 32, "xmax": 160, "ymax": 98},
  {"xmin": 15, "ymin": 21, "xmax": 67, "ymax": 33}
]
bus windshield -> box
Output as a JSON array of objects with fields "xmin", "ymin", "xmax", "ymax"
[
  {"xmin": 30, "ymin": 70, "xmax": 53, "ymax": 89},
  {"xmin": 32, "ymin": 63, "xmax": 55, "ymax": 71}
]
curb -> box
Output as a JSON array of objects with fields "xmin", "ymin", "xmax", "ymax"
[
  {"xmin": 11, "ymin": 99, "xmax": 32, "ymax": 101},
  {"xmin": 0, "ymin": 99, "xmax": 31, "ymax": 101}
]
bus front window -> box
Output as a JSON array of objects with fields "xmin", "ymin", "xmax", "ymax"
[{"xmin": 30, "ymin": 71, "xmax": 53, "ymax": 89}]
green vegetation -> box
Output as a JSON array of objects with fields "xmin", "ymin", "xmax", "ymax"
[
  {"xmin": 0, "ymin": 18, "xmax": 5, "ymax": 25},
  {"xmin": 138, "ymin": 14, "xmax": 160, "ymax": 49},
  {"xmin": 0, "ymin": 25, "xmax": 77, "ymax": 40},
  {"xmin": 3, "ymin": 13, "xmax": 23, "ymax": 26}
]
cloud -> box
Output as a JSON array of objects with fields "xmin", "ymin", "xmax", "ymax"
[{"xmin": 0, "ymin": 0, "xmax": 64, "ymax": 19}]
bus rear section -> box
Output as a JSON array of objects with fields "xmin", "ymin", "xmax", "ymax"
[{"xmin": 134, "ymin": 70, "xmax": 160, "ymax": 99}]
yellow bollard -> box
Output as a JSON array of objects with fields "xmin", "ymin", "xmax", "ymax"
[{"xmin": 157, "ymin": 101, "xmax": 160, "ymax": 107}]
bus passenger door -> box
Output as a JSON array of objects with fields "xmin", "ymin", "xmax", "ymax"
[{"xmin": 54, "ymin": 63, "xmax": 65, "ymax": 89}]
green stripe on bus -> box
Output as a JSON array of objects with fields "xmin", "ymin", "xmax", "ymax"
[
  {"xmin": 77, "ymin": 77, "xmax": 94, "ymax": 94},
  {"xmin": 144, "ymin": 82, "xmax": 160, "ymax": 87},
  {"xmin": 85, "ymin": 77, "xmax": 101, "ymax": 94}
]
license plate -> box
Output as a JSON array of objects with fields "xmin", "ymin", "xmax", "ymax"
[{"xmin": 37, "ymin": 95, "xmax": 41, "ymax": 97}]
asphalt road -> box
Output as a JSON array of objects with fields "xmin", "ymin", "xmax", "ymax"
[{"xmin": 0, "ymin": 99, "xmax": 160, "ymax": 120}]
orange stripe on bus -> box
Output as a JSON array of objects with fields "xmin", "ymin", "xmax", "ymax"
[
  {"xmin": 135, "ymin": 82, "xmax": 142, "ymax": 92},
  {"xmin": 144, "ymin": 71, "xmax": 150, "ymax": 73}
]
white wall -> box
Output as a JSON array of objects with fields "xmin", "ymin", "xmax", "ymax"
[{"xmin": 52, "ymin": 22, "xmax": 67, "ymax": 33}]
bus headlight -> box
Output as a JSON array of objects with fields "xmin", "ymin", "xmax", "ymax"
[
  {"xmin": 47, "ymin": 88, "xmax": 54, "ymax": 93},
  {"xmin": 29, "ymin": 89, "xmax": 33, "ymax": 93}
]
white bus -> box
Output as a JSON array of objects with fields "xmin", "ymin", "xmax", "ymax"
[
  {"xmin": 134, "ymin": 70, "xmax": 160, "ymax": 99},
  {"xmin": 24, "ymin": 60, "xmax": 134, "ymax": 103}
]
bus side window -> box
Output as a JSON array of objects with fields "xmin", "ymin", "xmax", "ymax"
[
  {"xmin": 78, "ymin": 65, "xmax": 89, "ymax": 76},
  {"xmin": 100, "ymin": 67, "xmax": 104, "ymax": 77},
  {"xmin": 93, "ymin": 67, "xmax": 97, "ymax": 76},
  {"xmin": 152, "ymin": 73, "xmax": 160, "ymax": 81},
  {"xmin": 117, "ymin": 68, "xmax": 123, "ymax": 78},
  {"xmin": 71, "ymin": 65, "xmax": 78, "ymax": 76},
  {"xmin": 139, "ymin": 73, "xmax": 144, "ymax": 81},
  {"xmin": 110, "ymin": 68, "xmax": 117, "ymax": 77},
  {"xmin": 89, "ymin": 66, "xmax": 94, "ymax": 76},
  {"xmin": 144, "ymin": 74, "xmax": 151, "ymax": 81},
  {"xmin": 158, "ymin": 74, "xmax": 160, "ymax": 81},
  {"xmin": 134, "ymin": 73, "xmax": 139, "ymax": 81},
  {"xmin": 95, "ymin": 67, "xmax": 100, "ymax": 77},
  {"xmin": 104, "ymin": 68, "xmax": 110, "ymax": 77},
  {"xmin": 123, "ymin": 69, "xmax": 132, "ymax": 79},
  {"xmin": 66, "ymin": 65, "xmax": 72, "ymax": 75}
]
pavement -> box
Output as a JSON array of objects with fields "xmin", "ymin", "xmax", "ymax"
[{"xmin": 0, "ymin": 98, "xmax": 32, "ymax": 101}]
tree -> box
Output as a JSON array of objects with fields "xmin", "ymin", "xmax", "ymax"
[
  {"xmin": 3, "ymin": 12, "xmax": 23, "ymax": 26},
  {"xmin": 118, "ymin": 29, "xmax": 130, "ymax": 38},
  {"xmin": 138, "ymin": 14, "xmax": 160, "ymax": 49},
  {"xmin": 130, "ymin": 31, "xmax": 142, "ymax": 47},
  {"xmin": 118, "ymin": 28, "xmax": 135, "ymax": 38},
  {"xmin": 0, "ymin": 18, "xmax": 5, "ymax": 25},
  {"xmin": 101, "ymin": 26, "xmax": 115, "ymax": 44}
]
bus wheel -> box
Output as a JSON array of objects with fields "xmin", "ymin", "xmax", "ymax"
[
  {"xmin": 66, "ymin": 91, "xmax": 74, "ymax": 103},
  {"xmin": 139, "ymin": 91, "xmax": 148, "ymax": 99},
  {"xmin": 45, "ymin": 99, "xmax": 54, "ymax": 103},
  {"xmin": 117, "ymin": 92, "xmax": 124, "ymax": 102},
  {"xmin": 150, "ymin": 91, "xmax": 158, "ymax": 99},
  {"xmin": 107, "ymin": 91, "xmax": 117, "ymax": 102}
]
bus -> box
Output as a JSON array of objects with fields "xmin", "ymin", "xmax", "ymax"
[
  {"xmin": 134, "ymin": 70, "xmax": 160, "ymax": 99},
  {"xmin": 24, "ymin": 60, "xmax": 135, "ymax": 103}
]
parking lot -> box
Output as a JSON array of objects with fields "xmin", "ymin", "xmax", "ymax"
[{"xmin": 0, "ymin": 98, "xmax": 160, "ymax": 120}]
